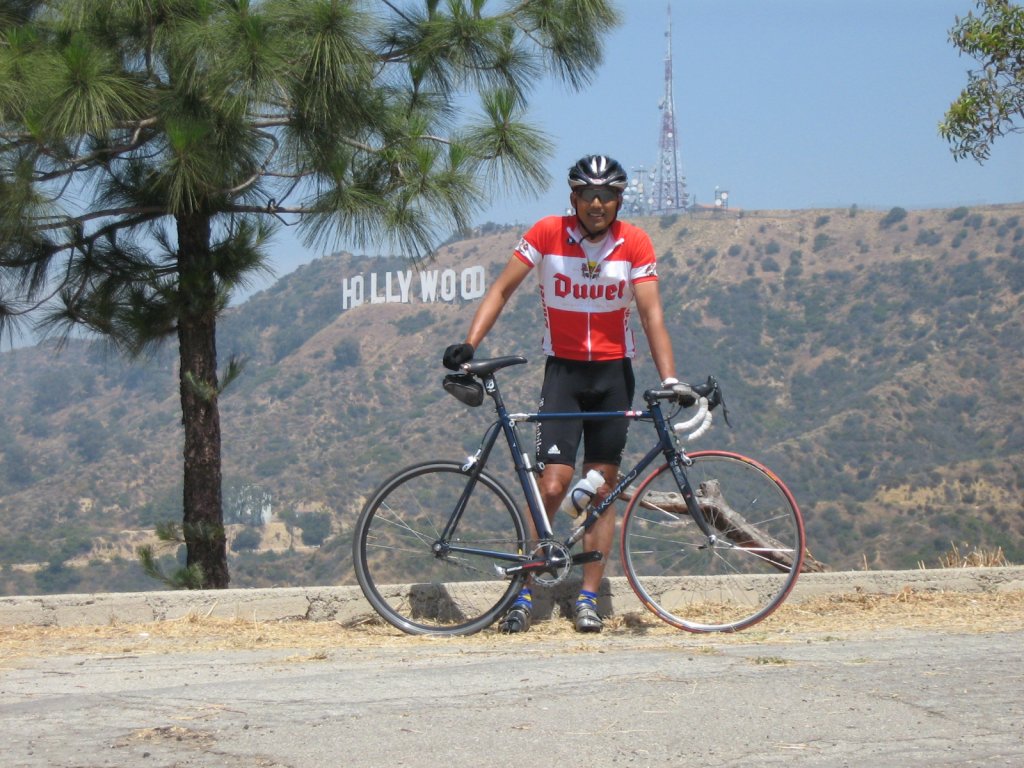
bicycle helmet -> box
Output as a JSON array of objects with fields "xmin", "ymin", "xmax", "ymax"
[{"xmin": 568, "ymin": 155, "xmax": 628, "ymax": 191}]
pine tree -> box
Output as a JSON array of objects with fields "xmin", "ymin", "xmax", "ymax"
[{"xmin": 0, "ymin": 0, "xmax": 621, "ymax": 587}]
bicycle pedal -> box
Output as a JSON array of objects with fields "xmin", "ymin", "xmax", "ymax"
[{"xmin": 571, "ymin": 551, "xmax": 603, "ymax": 565}]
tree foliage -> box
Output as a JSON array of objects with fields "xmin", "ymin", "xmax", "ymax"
[
  {"xmin": 0, "ymin": 0, "xmax": 622, "ymax": 339},
  {"xmin": 0, "ymin": 0, "xmax": 622, "ymax": 587},
  {"xmin": 297, "ymin": 511, "xmax": 332, "ymax": 546},
  {"xmin": 940, "ymin": 0, "xmax": 1024, "ymax": 162}
]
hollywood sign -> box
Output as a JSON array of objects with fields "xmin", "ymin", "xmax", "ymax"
[{"xmin": 342, "ymin": 266, "xmax": 487, "ymax": 310}]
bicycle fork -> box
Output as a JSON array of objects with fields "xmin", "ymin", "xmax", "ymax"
[{"xmin": 667, "ymin": 454, "xmax": 721, "ymax": 547}]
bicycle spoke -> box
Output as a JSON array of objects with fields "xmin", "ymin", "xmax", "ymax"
[
  {"xmin": 621, "ymin": 452, "xmax": 804, "ymax": 632},
  {"xmin": 354, "ymin": 463, "xmax": 526, "ymax": 636}
]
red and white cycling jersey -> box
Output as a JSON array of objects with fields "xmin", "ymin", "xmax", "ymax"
[{"xmin": 513, "ymin": 215, "xmax": 659, "ymax": 361}]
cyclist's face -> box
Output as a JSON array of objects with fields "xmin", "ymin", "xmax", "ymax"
[{"xmin": 571, "ymin": 186, "xmax": 620, "ymax": 233}]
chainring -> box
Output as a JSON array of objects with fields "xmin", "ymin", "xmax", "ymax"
[{"xmin": 530, "ymin": 540, "xmax": 574, "ymax": 587}]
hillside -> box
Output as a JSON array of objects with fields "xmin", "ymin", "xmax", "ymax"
[{"xmin": 1, "ymin": 204, "xmax": 1022, "ymax": 595}]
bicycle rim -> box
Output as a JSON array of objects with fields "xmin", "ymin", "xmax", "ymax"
[
  {"xmin": 353, "ymin": 462, "xmax": 527, "ymax": 636},
  {"xmin": 621, "ymin": 451, "xmax": 805, "ymax": 632}
]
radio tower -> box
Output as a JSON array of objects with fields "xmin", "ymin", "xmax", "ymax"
[{"xmin": 652, "ymin": 4, "xmax": 687, "ymax": 212}]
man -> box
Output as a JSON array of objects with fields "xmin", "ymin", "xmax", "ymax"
[{"xmin": 443, "ymin": 154, "xmax": 691, "ymax": 633}]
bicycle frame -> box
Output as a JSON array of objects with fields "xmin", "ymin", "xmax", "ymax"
[
  {"xmin": 356, "ymin": 358, "xmax": 803, "ymax": 635},
  {"xmin": 440, "ymin": 369, "xmax": 716, "ymax": 571}
]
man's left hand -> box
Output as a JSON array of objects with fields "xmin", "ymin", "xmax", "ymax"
[{"xmin": 662, "ymin": 377, "xmax": 697, "ymax": 407}]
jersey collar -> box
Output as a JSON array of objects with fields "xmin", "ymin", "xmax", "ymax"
[{"xmin": 566, "ymin": 218, "xmax": 625, "ymax": 254}]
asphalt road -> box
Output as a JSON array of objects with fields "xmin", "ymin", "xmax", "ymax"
[{"xmin": 3, "ymin": 625, "xmax": 1022, "ymax": 768}]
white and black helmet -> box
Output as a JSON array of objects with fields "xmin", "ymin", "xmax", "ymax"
[{"xmin": 568, "ymin": 155, "xmax": 628, "ymax": 191}]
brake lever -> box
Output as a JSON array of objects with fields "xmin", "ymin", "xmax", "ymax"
[{"xmin": 692, "ymin": 375, "xmax": 731, "ymax": 427}]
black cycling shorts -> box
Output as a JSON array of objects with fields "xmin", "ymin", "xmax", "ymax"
[{"xmin": 535, "ymin": 357, "xmax": 636, "ymax": 468}]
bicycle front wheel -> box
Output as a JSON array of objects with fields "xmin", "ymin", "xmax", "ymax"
[
  {"xmin": 621, "ymin": 450, "xmax": 805, "ymax": 632},
  {"xmin": 352, "ymin": 461, "xmax": 528, "ymax": 636}
]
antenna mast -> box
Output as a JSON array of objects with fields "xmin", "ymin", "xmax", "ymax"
[{"xmin": 652, "ymin": 4, "xmax": 687, "ymax": 213}]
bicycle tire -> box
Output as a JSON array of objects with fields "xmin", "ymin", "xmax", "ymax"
[
  {"xmin": 620, "ymin": 450, "xmax": 805, "ymax": 632},
  {"xmin": 352, "ymin": 461, "xmax": 528, "ymax": 636}
]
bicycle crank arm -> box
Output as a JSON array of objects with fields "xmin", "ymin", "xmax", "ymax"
[
  {"xmin": 495, "ymin": 557, "xmax": 567, "ymax": 577},
  {"xmin": 493, "ymin": 550, "xmax": 603, "ymax": 578}
]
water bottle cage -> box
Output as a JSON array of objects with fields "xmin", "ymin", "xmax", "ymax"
[{"xmin": 571, "ymin": 488, "xmax": 593, "ymax": 514}]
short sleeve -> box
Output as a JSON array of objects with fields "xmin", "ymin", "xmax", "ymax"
[{"xmin": 628, "ymin": 227, "xmax": 658, "ymax": 283}]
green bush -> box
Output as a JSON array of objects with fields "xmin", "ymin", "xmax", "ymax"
[
  {"xmin": 331, "ymin": 339, "xmax": 361, "ymax": 370},
  {"xmin": 231, "ymin": 527, "xmax": 262, "ymax": 552},
  {"xmin": 34, "ymin": 561, "xmax": 82, "ymax": 593},
  {"xmin": 298, "ymin": 511, "xmax": 333, "ymax": 547},
  {"xmin": 880, "ymin": 207, "xmax": 907, "ymax": 228},
  {"xmin": 395, "ymin": 309, "xmax": 434, "ymax": 336}
]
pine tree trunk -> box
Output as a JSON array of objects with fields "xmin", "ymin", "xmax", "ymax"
[{"xmin": 176, "ymin": 213, "xmax": 229, "ymax": 588}]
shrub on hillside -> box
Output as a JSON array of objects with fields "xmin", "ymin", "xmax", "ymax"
[{"xmin": 880, "ymin": 207, "xmax": 907, "ymax": 229}]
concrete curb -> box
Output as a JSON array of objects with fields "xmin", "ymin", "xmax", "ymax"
[{"xmin": 2, "ymin": 566, "xmax": 1023, "ymax": 628}]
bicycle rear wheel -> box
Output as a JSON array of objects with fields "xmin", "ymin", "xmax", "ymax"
[
  {"xmin": 352, "ymin": 461, "xmax": 527, "ymax": 636},
  {"xmin": 620, "ymin": 450, "xmax": 805, "ymax": 632}
]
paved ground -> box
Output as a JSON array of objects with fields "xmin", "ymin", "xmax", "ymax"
[
  {"xmin": 2, "ymin": 625, "xmax": 1022, "ymax": 768},
  {"xmin": 3, "ymin": 568, "xmax": 1023, "ymax": 767}
]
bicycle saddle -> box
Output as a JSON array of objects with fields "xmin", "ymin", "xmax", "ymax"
[{"xmin": 461, "ymin": 356, "xmax": 528, "ymax": 376}]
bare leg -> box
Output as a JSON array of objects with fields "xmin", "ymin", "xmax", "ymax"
[
  {"xmin": 537, "ymin": 463, "xmax": 574, "ymax": 527},
  {"xmin": 537, "ymin": 462, "xmax": 618, "ymax": 593},
  {"xmin": 579, "ymin": 462, "xmax": 618, "ymax": 594}
]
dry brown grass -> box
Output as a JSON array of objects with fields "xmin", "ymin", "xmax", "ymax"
[
  {"xmin": 2, "ymin": 588, "xmax": 1022, "ymax": 664},
  {"xmin": 928, "ymin": 542, "xmax": 1011, "ymax": 569}
]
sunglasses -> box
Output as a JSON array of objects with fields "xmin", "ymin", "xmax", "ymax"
[{"xmin": 576, "ymin": 187, "xmax": 620, "ymax": 204}]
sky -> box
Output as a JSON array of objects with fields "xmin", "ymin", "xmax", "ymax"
[
  {"xmin": 253, "ymin": 0, "xmax": 1021, "ymax": 297},
  {"xmin": 481, "ymin": 0, "xmax": 1024, "ymax": 217},
  {"xmin": 6, "ymin": 1, "xmax": 1019, "ymax": 347}
]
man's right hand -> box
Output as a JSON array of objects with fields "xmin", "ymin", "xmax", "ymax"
[{"xmin": 442, "ymin": 343, "xmax": 475, "ymax": 370}]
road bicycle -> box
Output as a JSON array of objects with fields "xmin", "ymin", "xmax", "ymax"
[{"xmin": 352, "ymin": 355, "xmax": 805, "ymax": 636}]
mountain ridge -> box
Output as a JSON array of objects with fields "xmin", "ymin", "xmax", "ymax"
[{"xmin": 1, "ymin": 204, "xmax": 1022, "ymax": 594}]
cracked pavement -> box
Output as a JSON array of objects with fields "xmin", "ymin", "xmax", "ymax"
[{"xmin": 3, "ymin": 625, "xmax": 1022, "ymax": 767}]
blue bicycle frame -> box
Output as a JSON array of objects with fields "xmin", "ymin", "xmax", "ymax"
[{"xmin": 442, "ymin": 365, "xmax": 716, "ymax": 569}]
